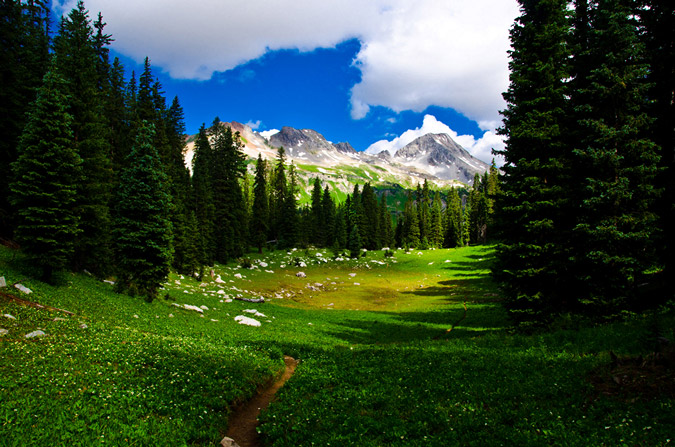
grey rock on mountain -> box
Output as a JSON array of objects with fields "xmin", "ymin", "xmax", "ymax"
[
  {"xmin": 334, "ymin": 142, "xmax": 357, "ymax": 154},
  {"xmin": 394, "ymin": 133, "xmax": 490, "ymax": 184}
]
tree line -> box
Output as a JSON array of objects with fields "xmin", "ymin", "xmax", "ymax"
[
  {"xmin": 493, "ymin": 0, "xmax": 674, "ymax": 325},
  {"xmin": 2, "ymin": 1, "xmax": 190, "ymax": 299}
]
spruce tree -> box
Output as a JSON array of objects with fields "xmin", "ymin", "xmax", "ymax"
[
  {"xmin": 378, "ymin": 192, "xmax": 394, "ymax": 248},
  {"xmin": 269, "ymin": 147, "xmax": 288, "ymax": 244},
  {"xmin": 10, "ymin": 67, "xmax": 81, "ymax": 282},
  {"xmin": 191, "ymin": 124, "xmax": 215, "ymax": 265},
  {"xmin": 53, "ymin": 1, "xmax": 113, "ymax": 275},
  {"xmin": 492, "ymin": 0, "xmax": 572, "ymax": 324},
  {"xmin": 429, "ymin": 191, "xmax": 444, "ymax": 247},
  {"xmin": 642, "ymin": 0, "xmax": 675, "ymax": 296},
  {"xmin": 321, "ymin": 186, "xmax": 336, "ymax": 248},
  {"xmin": 444, "ymin": 187, "xmax": 463, "ymax": 248},
  {"xmin": 251, "ymin": 154, "xmax": 269, "ymax": 253},
  {"xmin": 360, "ymin": 183, "xmax": 381, "ymax": 249},
  {"xmin": 0, "ymin": 0, "xmax": 51, "ymax": 237},
  {"xmin": 569, "ymin": 0, "xmax": 660, "ymax": 315},
  {"xmin": 211, "ymin": 123, "xmax": 246, "ymax": 262},
  {"xmin": 112, "ymin": 122, "xmax": 172, "ymax": 301},
  {"xmin": 310, "ymin": 177, "xmax": 323, "ymax": 245}
]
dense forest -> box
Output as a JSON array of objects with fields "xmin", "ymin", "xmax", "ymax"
[
  {"xmin": 493, "ymin": 0, "xmax": 674, "ymax": 325},
  {"xmin": 2, "ymin": 0, "xmax": 672, "ymax": 327}
]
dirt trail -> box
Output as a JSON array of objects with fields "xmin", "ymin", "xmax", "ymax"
[{"xmin": 225, "ymin": 355, "xmax": 299, "ymax": 447}]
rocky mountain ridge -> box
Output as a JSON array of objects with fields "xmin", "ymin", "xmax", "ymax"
[{"xmin": 185, "ymin": 121, "xmax": 490, "ymax": 191}]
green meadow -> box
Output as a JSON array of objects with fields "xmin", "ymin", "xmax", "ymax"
[{"xmin": 1, "ymin": 245, "xmax": 673, "ymax": 446}]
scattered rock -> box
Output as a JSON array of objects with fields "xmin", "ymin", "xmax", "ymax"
[
  {"xmin": 243, "ymin": 309, "xmax": 266, "ymax": 318},
  {"xmin": 236, "ymin": 297, "xmax": 265, "ymax": 303},
  {"xmin": 200, "ymin": 305, "xmax": 209, "ymax": 311},
  {"xmin": 183, "ymin": 304, "xmax": 204, "ymax": 313},
  {"xmin": 354, "ymin": 282, "xmax": 361, "ymax": 286},
  {"xmin": 234, "ymin": 273, "xmax": 243, "ymax": 279},
  {"xmin": 103, "ymin": 279, "xmax": 115, "ymax": 285},
  {"xmin": 215, "ymin": 276, "xmax": 226, "ymax": 284},
  {"xmin": 14, "ymin": 283, "xmax": 32, "ymax": 294},
  {"xmin": 0, "ymin": 328, "xmax": 8, "ymax": 336},
  {"xmin": 234, "ymin": 315, "xmax": 261, "ymax": 327},
  {"xmin": 0, "ymin": 276, "xmax": 5, "ymax": 288},
  {"xmin": 220, "ymin": 436, "xmax": 241, "ymax": 447},
  {"xmin": 445, "ymin": 260, "xmax": 451, "ymax": 263},
  {"xmin": 133, "ymin": 314, "xmax": 139, "ymax": 318},
  {"xmin": 296, "ymin": 272, "xmax": 306, "ymax": 278},
  {"xmin": 79, "ymin": 323, "xmax": 88, "ymax": 329},
  {"xmin": 168, "ymin": 314, "xmax": 174, "ymax": 318},
  {"xmin": 348, "ymin": 273, "xmax": 357, "ymax": 278},
  {"xmin": 265, "ymin": 270, "xmax": 274, "ymax": 274},
  {"xmin": 25, "ymin": 330, "xmax": 46, "ymax": 338},
  {"xmin": 298, "ymin": 261, "xmax": 307, "ymax": 268},
  {"xmin": 53, "ymin": 317, "xmax": 67, "ymax": 321},
  {"xmin": 3, "ymin": 314, "xmax": 16, "ymax": 320},
  {"xmin": 259, "ymin": 261, "xmax": 268, "ymax": 268},
  {"xmin": 428, "ymin": 262, "xmax": 434, "ymax": 265}
]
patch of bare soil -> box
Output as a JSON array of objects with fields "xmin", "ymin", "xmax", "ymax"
[
  {"xmin": 225, "ymin": 356, "xmax": 299, "ymax": 447},
  {"xmin": 588, "ymin": 348, "xmax": 675, "ymax": 402}
]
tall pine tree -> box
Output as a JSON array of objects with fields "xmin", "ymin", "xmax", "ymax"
[
  {"xmin": 112, "ymin": 122, "xmax": 172, "ymax": 301},
  {"xmin": 492, "ymin": 0, "xmax": 572, "ymax": 324},
  {"xmin": 10, "ymin": 67, "xmax": 81, "ymax": 282}
]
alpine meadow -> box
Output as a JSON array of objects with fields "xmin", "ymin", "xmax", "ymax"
[{"xmin": 0, "ymin": 1, "xmax": 673, "ymax": 446}]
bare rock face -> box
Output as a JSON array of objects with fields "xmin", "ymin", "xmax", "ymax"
[
  {"xmin": 394, "ymin": 133, "xmax": 490, "ymax": 184},
  {"xmin": 334, "ymin": 141, "xmax": 357, "ymax": 154},
  {"xmin": 269, "ymin": 127, "xmax": 336, "ymax": 158}
]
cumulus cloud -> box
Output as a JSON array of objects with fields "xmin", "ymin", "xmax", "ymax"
[
  {"xmin": 366, "ymin": 115, "xmax": 504, "ymax": 165},
  {"xmin": 245, "ymin": 119, "xmax": 262, "ymax": 130},
  {"xmin": 52, "ymin": 0, "xmax": 518, "ymax": 131}
]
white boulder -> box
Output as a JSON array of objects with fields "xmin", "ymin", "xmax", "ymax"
[{"xmin": 234, "ymin": 315, "xmax": 261, "ymax": 327}]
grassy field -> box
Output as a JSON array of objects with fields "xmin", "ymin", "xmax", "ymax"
[{"xmin": 1, "ymin": 245, "xmax": 673, "ymax": 446}]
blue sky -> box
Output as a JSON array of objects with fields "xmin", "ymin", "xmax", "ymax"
[{"xmin": 52, "ymin": 0, "xmax": 520, "ymax": 163}]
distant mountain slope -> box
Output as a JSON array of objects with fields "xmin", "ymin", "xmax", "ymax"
[{"xmin": 184, "ymin": 121, "xmax": 490, "ymax": 197}]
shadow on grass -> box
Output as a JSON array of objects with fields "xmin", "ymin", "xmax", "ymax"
[{"xmin": 322, "ymin": 269, "xmax": 508, "ymax": 345}]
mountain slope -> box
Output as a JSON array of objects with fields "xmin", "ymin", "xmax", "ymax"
[{"xmin": 184, "ymin": 122, "xmax": 490, "ymax": 196}]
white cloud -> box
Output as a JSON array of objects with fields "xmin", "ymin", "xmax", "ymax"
[
  {"xmin": 246, "ymin": 119, "xmax": 262, "ymax": 130},
  {"xmin": 52, "ymin": 0, "xmax": 518, "ymax": 131},
  {"xmin": 351, "ymin": 0, "xmax": 519, "ymax": 129},
  {"xmin": 366, "ymin": 115, "xmax": 504, "ymax": 165}
]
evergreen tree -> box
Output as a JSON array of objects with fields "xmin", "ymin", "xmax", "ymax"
[
  {"xmin": 310, "ymin": 177, "xmax": 323, "ymax": 245},
  {"xmin": 569, "ymin": 0, "xmax": 660, "ymax": 315},
  {"xmin": 402, "ymin": 192, "xmax": 420, "ymax": 248},
  {"xmin": 321, "ymin": 186, "xmax": 336, "ymax": 248},
  {"xmin": 334, "ymin": 202, "xmax": 348, "ymax": 250},
  {"xmin": 492, "ymin": 0, "xmax": 572, "ymax": 323},
  {"xmin": 444, "ymin": 187, "xmax": 463, "ymax": 248},
  {"xmin": 10, "ymin": 67, "xmax": 81, "ymax": 282},
  {"xmin": 429, "ymin": 191, "xmax": 444, "ymax": 247},
  {"xmin": 269, "ymin": 147, "xmax": 288, "ymax": 244},
  {"xmin": 165, "ymin": 96, "xmax": 193, "ymax": 273},
  {"xmin": 251, "ymin": 154, "xmax": 269, "ymax": 253},
  {"xmin": 0, "ymin": 0, "xmax": 51, "ymax": 237},
  {"xmin": 360, "ymin": 183, "xmax": 380, "ymax": 249},
  {"xmin": 280, "ymin": 162, "xmax": 299, "ymax": 248},
  {"xmin": 379, "ymin": 192, "xmax": 394, "ymax": 248},
  {"xmin": 642, "ymin": 0, "xmax": 675, "ymax": 295},
  {"xmin": 191, "ymin": 124, "xmax": 215, "ymax": 265},
  {"xmin": 211, "ymin": 123, "xmax": 246, "ymax": 262},
  {"xmin": 112, "ymin": 122, "xmax": 172, "ymax": 301},
  {"xmin": 53, "ymin": 1, "xmax": 113, "ymax": 275}
]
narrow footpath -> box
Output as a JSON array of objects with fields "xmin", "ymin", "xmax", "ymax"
[{"xmin": 224, "ymin": 355, "xmax": 299, "ymax": 447}]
